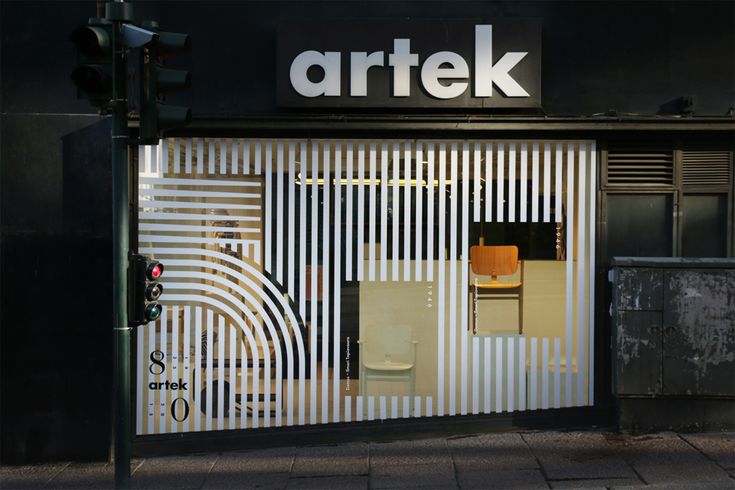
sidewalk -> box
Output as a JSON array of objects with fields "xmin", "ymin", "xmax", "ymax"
[{"xmin": 2, "ymin": 431, "xmax": 734, "ymax": 489}]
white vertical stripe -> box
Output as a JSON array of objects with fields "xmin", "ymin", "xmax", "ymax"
[
  {"xmin": 346, "ymin": 142, "xmax": 354, "ymax": 281},
  {"xmin": 460, "ymin": 141, "xmax": 469, "ymax": 415},
  {"xmin": 322, "ymin": 142, "xmax": 331, "ymax": 424},
  {"xmin": 255, "ymin": 141, "xmax": 262, "ymax": 174},
  {"xmin": 472, "ymin": 336, "xmax": 479, "ymax": 414},
  {"xmin": 194, "ymin": 307, "xmax": 202, "ymax": 432},
  {"xmin": 345, "ymin": 396, "xmax": 352, "ymax": 423},
  {"xmin": 426, "ymin": 144, "xmax": 435, "ymax": 281},
  {"xmin": 380, "ymin": 142, "xmax": 389, "ymax": 281},
  {"xmin": 299, "ymin": 142, "xmax": 307, "ymax": 324},
  {"xmin": 541, "ymin": 338, "xmax": 549, "ymax": 410},
  {"xmin": 205, "ymin": 310, "xmax": 214, "ymax": 430},
  {"xmin": 437, "ymin": 143, "xmax": 446, "ymax": 416},
  {"xmin": 495, "ymin": 337, "xmax": 503, "ymax": 413},
  {"xmin": 231, "ymin": 139, "xmax": 239, "ymax": 174},
  {"xmin": 485, "ymin": 143, "xmax": 493, "ymax": 222},
  {"xmin": 508, "ymin": 143, "xmax": 516, "ymax": 222},
  {"xmin": 415, "ymin": 143, "xmax": 423, "ymax": 281},
  {"xmin": 518, "ymin": 336, "xmax": 526, "ymax": 411},
  {"xmin": 473, "ymin": 142, "xmax": 481, "ymax": 222},
  {"xmin": 555, "ymin": 143, "xmax": 563, "ymax": 222},
  {"xmin": 392, "ymin": 141, "xmax": 400, "ymax": 281},
  {"xmin": 173, "ymin": 138, "xmax": 181, "ymax": 174},
  {"xmin": 414, "ymin": 396, "xmax": 422, "ymax": 417},
  {"xmin": 219, "ymin": 138, "xmax": 227, "ymax": 174},
  {"xmin": 577, "ymin": 142, "xmax": 587, "ymax": 407},
  {"xmin": 148, "ymin": 322, "xmax": 155, "ymax": 434},
  {"xmin": 276, "ymin": 142, "xmax": 284, "ymax": 284},
  {"xmin": 554, "ymin": 338, "xmax": 561, "ymax": 409},
  {"xmin": 243, "ymin": 140, "xmax": 250, "ymax": 175},
  {"xmin": 380, "ymin": 396, "xmax": 387, "ymax": 419},
  {"xmin": 497, "ymin": 143, "xmax": 505, "ymax": 222},
  {"xmin": 171, "ymin": 306, "xmax": 180, "ymax": 434},
  {"xmin": 520, "ymin": 142, "xmax": 528, "ymax": 222},
  {"xmin": 402, "ymin": 396, "xmax": 410, "ymax": 418},
  {"xmin": 161, "ymin": 139, "xmax": 168, "ymax": 174},
  {"xmin": 368, "ymin": 396, "xmax": 375, "ymax": 421},
  {"xmin": 589, "ymin": 141, "xmax": 597, "ymax": 406},
  {"xmin": 532, "ymin": 142, "xmax": 540, "ymax": 222},
  {"xmin": 136, "ymin": 323, "xmax": 144, "ymax": 435},
  {"xmin": 333, "ymin": 143, "xmax": 342, "ymax": 423},
  {"xmin": 208, "ymin": 139, "xmax": 215, "ymax": 174},
  {"xmin": 356, "ymin": 396, "xmax": 363, "ymax": 422},
  {"xmin": 150, "ymin": 144, "xmax": 158, "ymax": 174},
  {"xmin": 217, "ymin": 316, "xmax": 225, "ymax": 430},
  {"xmin": 530, "ymin": 337, "xmax": 538, "ymax": 410},
  {"xmin": 507, "ymin": 336, "xmax": 515, "ymax": 413},
  {"xmin": 240, "ymin": 330, "xmax": 248, "ymax": 429},
  {"xmin": 449, "ymin": 143, "xmax": 458, "ymax": 416},
  {"xmin": 425, "ymin": 396, "xmax": 433, "ymax": 417},
  {"xmin": 566, "ymin": 142, "xmax": 575, "ymax": 408},
  {"xmin": 196, "ymin": 138, "xmax": 204, "ymax": 174},
  {"xmin": 265, "ymin": 142, "xmax": 273, "ymax": 272},
  {"xmin": 404, "ymin": 141, "xmax": 412, "ymax": 281},
  {"xmin": 310, "ymin": 143, "xmax": 319, "ymax": 425},
  {"xmin": 140, "ymin": 145, "xmax": 147, "ymax": 175},
  {"xmin": 369, "ymin": 142, "xmax": 377, "ymax": 281},
  {"xmin": 183, "ymin": 307, "xmax": 191, "ymax": 433},
  {"xmin": 185, "ymin": 138, "xmax": 192, "ymax": 174},
  {"xmin": 391, "ymin": 396, "xmax": 398, "ymax": 419},
  {"xmin": 288, "ymin": 142, "xmax": 296, "ymax": 299},
  {"xmin": 160, "ymin": 309, "xmax": 168, "ymax": 433},
  {"xmin": 357, "ymin": 143, "xmax": 365, "ymax": 281},
  {"xmin": 483, "ymin": 337, "xmax": 491, "ymax": 413},
  {"xmin": 544, "ymin": 142, "xmax": 552, "ymax": 222}
]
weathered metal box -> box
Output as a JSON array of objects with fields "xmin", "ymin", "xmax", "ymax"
[{"xmin": 611, "ymin": 258, "xmax": 735, "ymax": 398}]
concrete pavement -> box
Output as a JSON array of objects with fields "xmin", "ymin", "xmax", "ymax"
[{"xmin": 2, "ymin": 431, "xmax": 734, "ymax": 489}]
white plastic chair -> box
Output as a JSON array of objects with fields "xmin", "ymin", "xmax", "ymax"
[{"xmin": 358, "ymin": 324, "xmax": 418, "ymax": 405}]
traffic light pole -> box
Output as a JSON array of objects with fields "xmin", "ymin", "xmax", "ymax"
[{"xmin": 110, "ymin": 11, "xmax": 132, "ymax": 489}]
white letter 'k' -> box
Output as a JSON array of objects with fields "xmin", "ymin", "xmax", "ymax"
[{"xmin": 474, "ymin": 25, "xmax": 529, "ymax": 97}]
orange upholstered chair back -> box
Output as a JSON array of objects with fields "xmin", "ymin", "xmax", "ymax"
[{"xmin": 470, "ymin": 245, "xmax": 519, "ymax": 277}]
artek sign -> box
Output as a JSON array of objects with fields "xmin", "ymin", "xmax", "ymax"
[{"xmin": 277, "ymin": 20, "xmax": 541, "ymax": 109}]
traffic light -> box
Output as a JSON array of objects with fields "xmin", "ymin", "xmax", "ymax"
[
  {"xmin": 129, "ymin": 254, "xmax": 165, "ymax": 326},
  {"xmin": 139, "ymin": 23, "xmax": 192, "ymax": 144},
  {"xmin": 70, "ymin": 19, "xmax": 114, "ymax": 110}
]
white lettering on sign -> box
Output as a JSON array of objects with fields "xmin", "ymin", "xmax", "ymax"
[{"xmin": 289, "ymin": 25, "xmax": 529, "ymax": 99}]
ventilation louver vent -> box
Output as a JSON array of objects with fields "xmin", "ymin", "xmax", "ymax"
[
  {"xmin": 607, "ymin": 145, "xmax": 674, "ymax": 186},
  {"xmin": 682, "ymin": 148, "xmax": 732, "ymax": 188}
]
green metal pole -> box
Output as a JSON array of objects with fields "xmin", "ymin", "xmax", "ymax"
[{"xmin": 111, "ymin": 12, "xmax": 131, "ymax": 490}]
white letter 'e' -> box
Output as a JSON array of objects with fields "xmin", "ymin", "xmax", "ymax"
[{"xmin": 290, "ymin": 51, "xmax": 341, "ymax": 97}]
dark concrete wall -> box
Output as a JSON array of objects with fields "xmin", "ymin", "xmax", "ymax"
[{"xmin": 1, "ymin": 0, "xmax": 733, "ymax": 463}]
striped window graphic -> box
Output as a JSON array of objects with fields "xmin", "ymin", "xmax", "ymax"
[{"xmin": 135, "ymin": 138, "xmax": 597, "ymax": 435}]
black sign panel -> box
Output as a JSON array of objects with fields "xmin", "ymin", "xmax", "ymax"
[{"xmin": 277, "ymin": 20, "xmax": 541, "ymax": 109}]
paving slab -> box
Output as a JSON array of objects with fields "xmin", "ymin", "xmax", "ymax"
[
  {"xmin": 370, "ymin": 438, "xmax": 451, "ymax": 467},
  {"xmin": 130, "ymin": 454, "xmax": 218, "ymax": 489},
  {"xmin": 681, "ymin": 432, "xmax": 735, "ymax": 470},
  {"xmin": 213, "ymin": 447, "xmax": 294, "ymax": 475},
  {"xmin": 523, "ymin": 432, "xmax": 637, "ymax": 481},
  {"xmin": 202, "ymin": 471, "xmax": 289, "ymax": 490},
  {"xmin": 370, "ymin": 461, "xmax": 457, "ymax": 489},
  {"xmin": 43, "ymin": 462, "xmax": 113, "ymax": 489},
  {"xmin": 456, "ymin": 468, "xmax": 548, "ymax": 489},
  {"xmin": 547, "ymin": 477, "xmax": 641, "ymax": 488},
  {"xmin": 291, "ymin": 443, "xmax": 368, "ymax": 477},
  {"xmin": 606, "ymin": 432, "xmax": 733, "ymax": 486},
  {"xmin": 0, "ymin": 463, "xmax": 69, "ymax": 490},
  {"xmin": 286, "ymin": 475, "xmax": 368, "ymax": 489},
  {"xmin": 448, "ymin": 433, "xmax": 539, "ymax": 472}
]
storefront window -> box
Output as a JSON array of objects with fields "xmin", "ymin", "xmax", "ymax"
[{"xmin": 135, "ymin": 138, "xmax": 597, "ymax": 434}]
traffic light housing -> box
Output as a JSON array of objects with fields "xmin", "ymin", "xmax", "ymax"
[
  {"xmin": 139, "ymin": 25, "xmax": 192, "ymax": 144},
  {"xmin": 129, "ymin": 254, "xmax": 165, "ymax": 326},
  {"xmin": 70, "ymin": 20, "xmax": 114, "ymax": 110}
]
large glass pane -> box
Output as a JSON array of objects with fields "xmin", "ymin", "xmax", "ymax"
[
  {"xmin": 607, "ymin": 194, "xmax": 673, "ymax": 259},
  {"xmin": 682, "ymin": 194, "xmax": 728, "ymax": 257}
]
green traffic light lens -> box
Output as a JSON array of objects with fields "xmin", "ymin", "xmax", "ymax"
[{"xmin": 145, "ymin": 303, "xmax": 162, "ymax": 321}]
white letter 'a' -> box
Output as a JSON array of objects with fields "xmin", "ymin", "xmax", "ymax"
[
  {"xmin": 290, "ymin": 51, "xmax": 341, "ymax": 97},
  {"xmin": 474, "ymin": 25, "xmax": 529, "ymax": 97}
]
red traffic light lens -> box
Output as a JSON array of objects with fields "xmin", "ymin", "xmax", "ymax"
[{"xmin": 146, "ymin": 261, "xmax": 164, "ymax": 280}]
